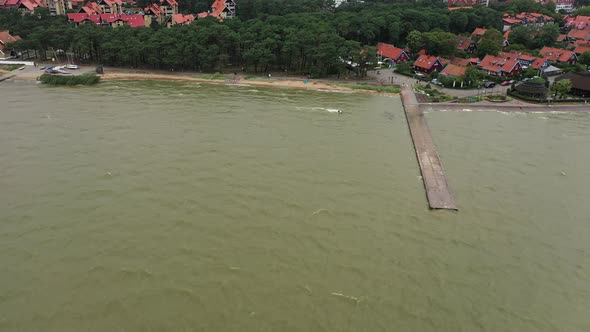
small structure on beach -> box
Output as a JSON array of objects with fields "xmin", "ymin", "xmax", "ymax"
[{"xmin": 513, "ymin": 81, "xmax": 547, "ymax": 98}]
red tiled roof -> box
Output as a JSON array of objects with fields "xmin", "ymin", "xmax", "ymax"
[
  {"xmin": 456, "ymin": 37, "xmax": 473, "ymax": 50},
  {"xmin": 557, "ymin": 34, "xmax": 567, "ymax": 42},
  {"xmin": 376, "ymin": 42, "xmax": 405, "ymax": 60},
  {"xmin": 574, "ymin": 45, "xmax": 590, "ymax": 55},
  {"xmin": 68, "ymin": 13, "xmax": 144, "ymax": 27},
  {"xmin": 574, "ymin": 39, "xmax": 590, "ymax": 47},
  {"xmin": 4, "ymin": 0, "xmax": 20, "ymax": 6},
  {"xmin": 161, "ymin": 0, "xmax": 177, "ymax": 6},
  {"xmin": 145, "ymin": 3, "xmax": 162, "ymax": 15},
  {"xmin": 414, "ymin": 55, "xmax": 440, "ymax": 70},
  {"xmin": 440, "ymin": 64, "xmax": 467, "ymax": 77},
  {"xmin": 504, "ymin": 31, "xmax": 511, "ymax": 40},
  {"xmin": 472, "ymin": 28, "xmax": 487, "ymax": 36},
  {"xmin": 19, "ymin": 0, "xmax": 39, "ymax": 11},
  {"xmin": 503, "ymin": 18, "xmax": 521, "ymax": 25},
  {"xmin": 81, "ymin": 2, "xmax": 102, "ymax": 14},
  {"xmin": 123, "ymin": 14, "xmax": 144, "ymax": 27},
  {"xmin": 567, "ymin": 27, "xmax": 590, "ymax": 40},
  {"xmin": 0, "ymin": 30, "xmax": 21, "ymax": 45},
  {"xmin": 479, "ymin": 54, "xmax": 520, "ymax": 74},
  {"xmin": 171, "ymin": 13, "xmax": 194, "ymax": 24},
  {"xmin": 469, "ymin": 57, "xmax": 479, "ymax": 64},
  {"xmin": 564, "ymin": 15, "xmax": 590, "ymax": 28},
  {"xmin": 451, "ymin": 57, "xmax": 470, "ymax": 66},
  {"xmin": 531, "ymin": 58, "xmax": 547, "ymax": 70},
  {"xmin": 540, "ymin": 46, "xmax": 577, "ymax": 63}
]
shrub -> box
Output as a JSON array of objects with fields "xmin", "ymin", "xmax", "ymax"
[{"xmin": 40, "ymin": 73, "xmax": 100, "ymax": 85}]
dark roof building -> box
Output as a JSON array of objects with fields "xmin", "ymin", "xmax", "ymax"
[{"xmin": 555, "ymin": 72, "xmax": 590, "ymax": 97}]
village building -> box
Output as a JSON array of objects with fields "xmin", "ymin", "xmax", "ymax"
[
  {"xmin": 167, "ymin": 13, "xmax": 195, "ymax": 27},
  {"xmin": 198, "ymin": 0, "xmax": 236, "ymax": 20},
  {"xmin": 413, "ymin": 55, "xmax": 443, "ymax": 74},
  {"xmin": 539, "ymin": 46, "xmax": 578, "ymax": 65},
  {"xmin": 478, "ymin": 54, "xmax": 523, "ymax": 76},
  {"xmin": 67, "ymin": 12, "xmax": 144, "ymax": 27},
  {"xmin": 565, "ymin": 15, "xmax": 590, "ymax": 41},
  {"xmin": 574, "ymin": 45, "xmax": 590, "ymax": 55},
  {"xmin": 555, "ymin": 72, "xmax": 590, "ymax": 96},
  {"xmin": 556, "ymin": 0, "xmax": 575, "ymax": 13},
  {"xmin": 96, "ymin": 0, "xmax": 123, "ymax": 14},
  {"xmin": 376, "ymin": 42, "xmax": 409, "ymax": 64},
  {"xmin": 439, "ymin": 64, "xmax": 467, "ymax": 78},
  {"xmin": 456, "ymin": 36, "xmax": 477, "ymax": 54},
  {"xmin": 0, "ymin": 30, "xmax": 21, "ymax": 58},
  {"xmin": 501, "ymin": 12, "xmax": 554, "ymax": 32}
]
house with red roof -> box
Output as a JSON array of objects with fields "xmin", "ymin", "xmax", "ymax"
[
  {"xmin": 450, "ymin": 57, "xmax": 471, "ymax": 67},
  {"xmin": 539, "ymin": 46, "xmax": 577, "ymax": 64},
  {"xmin": 79, "ymin": 1, "xmax": 102, "ymax": 14},
  {"xmin": 439, "ymin": 64, "xmax": 467, "ymax": 78},
  {"xmin": 167, "ymin": 14, "xmax": 195, "ymax": 27},
  {"xmin": 17, "ymin": 0, "xmax": 43, "ymax": 14},
  {"xmin": 376, "ymin": 42, "xmax": 409, "ymax": 64},
  {"xmin": 471, "ymin": 28, "xmax": 487, "ymax": 38},
  {"xmin": 497, "ymin": 51, "xmax": 537, "ymax": 67},
  {"xmin": 413, "ymin": 55, "xmax": 443, "ymax": 74},
  {"xmin": 565, "ymin": 15, "xmax": 590, "ymax": 41},
  {"xmin": 574, "ymin": 45, "xmax": 590, "ymax": 56},
  {"xmin": 501, "ymin": 12, "xmax": 554, "ymax": 32},
  {"xmin": 158, "ymin": 0, "xmax": 178, "ymax": 16},
  {"xmin": 198, "ymin": 0, "xmax": 236, "ymax": 20},
  {"xmin": 478, "ymin": 54, "xmax": 523, "ymax": 76},
  {"xmin": 97, "ymin": 0, "xmax": 123, "ymax": 14},
  {"xmin": 456, "ymin": 36, "xmax": 476, "ymax": 54},
  {"xmin": 67, "ymin": 12, "xmax": 144, "ymax": 27},
  {"xmin": 0, "ymin": 30, "xmax": 21, "ymax": 58}
]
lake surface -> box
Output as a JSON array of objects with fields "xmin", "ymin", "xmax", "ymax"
[{"xmin": 1, "ymin": 79, "xmax": 589, "ymax": 331}]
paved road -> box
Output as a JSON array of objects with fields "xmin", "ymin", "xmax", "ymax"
[{"xmin": 369, "ymin": 69, "xmax": 509, "ymax": 98}]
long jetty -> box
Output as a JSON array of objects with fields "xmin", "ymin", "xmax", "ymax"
[{"xmin": 401, "ymin": 86, "xmax": 458, "ymax": 210}]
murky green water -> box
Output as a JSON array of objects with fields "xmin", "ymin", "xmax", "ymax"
[{"xmin": 1, "ymin": 80, "xmax": 589, "ymax": 331}]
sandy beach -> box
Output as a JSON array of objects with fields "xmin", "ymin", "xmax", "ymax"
[{"xmin": 100, "ymin": 71, "xmax": 394, "ymax": 95}]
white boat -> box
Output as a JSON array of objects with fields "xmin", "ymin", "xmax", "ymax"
[{"xmin": 65, "ymin": 64, "xmax": 79, "ymax": 70}]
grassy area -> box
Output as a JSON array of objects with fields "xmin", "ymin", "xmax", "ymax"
[
  {"xmin": 339, "ymin": 83, "xmax": 400, "ymax": 93},
  {"xmin": 193, "ymin": 73, "xmax": 226, "ymax": 80},
  {"xmin": 0, "ymin": 64, "xmax": 21, "ymax": 72},
  {"xmin": 40, "ymin": 73, "xmax": 100, "ymax": 85}
]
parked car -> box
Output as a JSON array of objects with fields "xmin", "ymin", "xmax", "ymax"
[
  {"xmin": 484, "ymin": 81, "xmax": 496, "ymax": 88},
  {"xmin": 501, "ymin": 80, "xmax": 511, "ymax": 86},
  {"xmin": 65, "ymin": 64, "xmax": 79, "ymax": 70}
]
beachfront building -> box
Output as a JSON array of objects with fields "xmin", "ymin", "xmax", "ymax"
[
  {"xmin": 555, "ymin": 0, "xmax": 575, "ymax": 13},
  {"xmin": 376, "ymin": 43, "xmax": 409, "ymax": 65},
  {"xmin": 413, "ymin": 55, "xmax": 443, "ymax": 74},
  {"xmin": 555, "ymin": 72, "xmax": 590, "ymax": 96}
]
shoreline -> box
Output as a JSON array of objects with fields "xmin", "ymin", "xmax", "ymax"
[{"xmin": 100, "ymin": 72, "xmax": 400, "ymax": 96}]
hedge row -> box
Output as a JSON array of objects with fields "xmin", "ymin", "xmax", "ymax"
[{"xmin": 40, "ymin": 73, "xmax": 100, "ymax": 85}]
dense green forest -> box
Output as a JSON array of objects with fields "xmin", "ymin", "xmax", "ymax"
[{"xmin": 0, "ymin": 0, "xmax": 563, "ymax": 76}]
